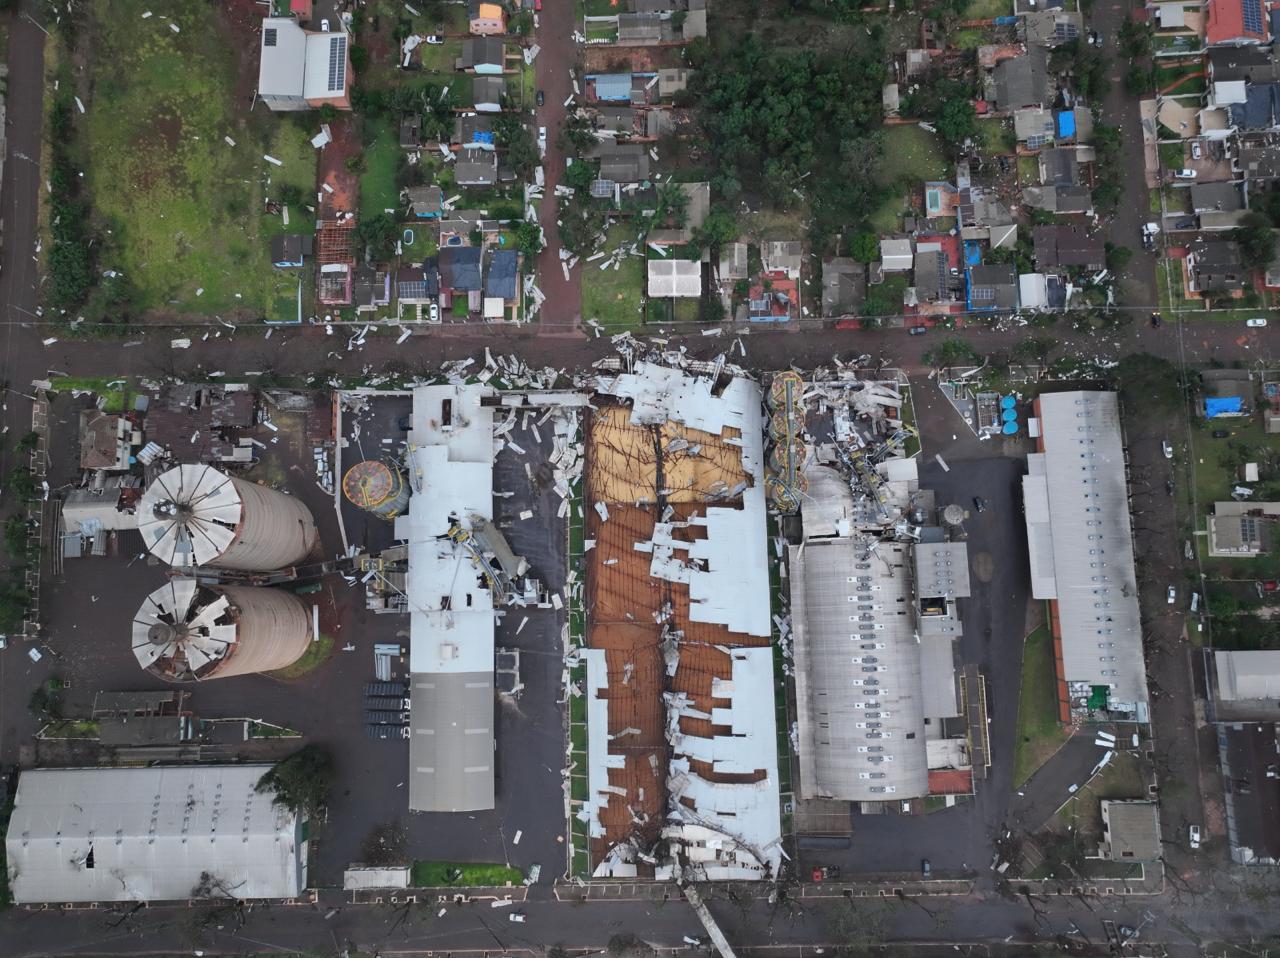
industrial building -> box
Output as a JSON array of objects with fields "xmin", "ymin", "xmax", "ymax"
[
  {"xmin": 1211, "ymin": 650, "xmax": 1280, "ymax": 720},
  {"xmin": 1023, "ymin": 391, "xmax": 1149, "ymax": 722},
  {"xmin": 137, "ymin": 463, "xmax": 319, "ymax": 572},
  {"xmin": 581, "ymin": 362, "xmax": 783, "ymax": 881},
  {"xmin": 132, "ymin": 578, "xmax": 313, "ymax": 682},
  {"xmin": 5, "ymin": 765, "xmax": 307, "ymax": 904}
]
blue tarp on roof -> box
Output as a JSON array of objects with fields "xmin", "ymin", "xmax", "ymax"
[
  {"xmin": 1056, "ymin": 110, "xmax": 1076, "ymax": 138},
  {"xmin": 964, "ymin": 241, "xmax": 982, "ymax": 266},
  {"xmin": 473, "ymin": 131, "xmax": 495, "ymax": 145},
  {"xmin": 1206, "ymin": 396, "xmax": 1244, "ymax": 417},
  {"xmin": 592, "ymin": 73, "xmax": 633, "ymax": 101}
]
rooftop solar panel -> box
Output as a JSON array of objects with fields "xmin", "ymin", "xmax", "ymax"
[
  {"xmin": 1243, "ymin": 0, "xmax": 1265, "ymax": 35},
  {"xmin": 329, "ymin": 35, "xmax": 347, "ymax": 92}
]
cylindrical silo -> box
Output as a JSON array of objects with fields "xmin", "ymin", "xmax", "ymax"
[
  {"xmin": 131, "ymin": 578, "xmax": 313, "ymax": 682},
  {"xmin": 137, "ymin": 463, "xmax": 319, "ymax": 571},
  {"xmin": 342, "ymin": 460, "xmax": 409, "ymax": 519}
]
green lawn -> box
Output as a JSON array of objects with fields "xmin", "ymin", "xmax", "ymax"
[
  {"xmin": 1017, "ymin": 155, "xmax": 1040, "ymax": 184},
  {"xmin": 1012, "ymin": 623, "xmax": 1070, "ymax": 789},
  {"xmin": 581, "ymin": 223, "xmax": 645, "ymax": 329},
  {"xmin": 83, "ymin": 0, "xmax": 317, "ymax": 317},
  {"xmin": 976, "ymin": 118, "xmax": 1016, "ymax": 155},
  {"xmin": 47, "ymin": 376, "xmax": 129, "ymax": 412},
  {"xmin": 411, "ymin": 861, "xmax": 524, "ymax": 887},
  {"xmin": 951, "ymin": 27, "xmax": 988, "ymax": 50},
  {"xmin": 879, "ymin": 125, "xmax": 949, "ymax": 184},
  {"xmin": 961, "ymin": 0, "xmax": 1012, "ymax": 19},
  {"xmin": 1159, "ymin": 142, "xmax": 1186, "ymax": 171},
  {"xmin": 360, "ymin": 120, "xmax": 402, "ymax": 220},
  {"xmin": 1191, "ymin": 416, "xmax": 1278, "ymax": 507}
]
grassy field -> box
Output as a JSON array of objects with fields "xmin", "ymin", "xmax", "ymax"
[
  {"xmin": 879, "ymin": 125, "xmax": 949, "ymax": 184},
  {"xmin": 47, "ymin": 376, "xmax": 129, "ymax": 413},
  {"xmin": 1012, "ymin": 624, "xmax": 1070, "ymax": 789},
  {"xmin": 962, "ymin": 0, "xmax": 1012, "ymax": 19},
  {"xmin": 411, "ymin": 860, "xmax": 524, "ymax": 887},
  {"xmin": 1191, "ymin": 416, "xmax": 1277, "ymax": 507},
  {"xmin": 1055, "ymin": 751, "xmax": 1149, "ymax": 841},
  {"xmin": 581, "ymin": 222, "xmax": 646, "ymax": 329},
  {"xmin": 975, "ymin": 118, "xmax": 1016, "ymax": 155},
  {"xmin": 950, "ymin": 27, "xmax": 988, "ymax": 50},
  {"xmin": 361, "ymin": 119, "xmax": 402, "ymax": 220},
  {"xmin": 84, "ymin": 0, "xmax": 315, "ymax": 319}
]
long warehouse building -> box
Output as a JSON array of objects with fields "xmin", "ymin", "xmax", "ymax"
[{"xmin": 1023, "ymin": 390, "xmax": 1149, "ymax": 722}]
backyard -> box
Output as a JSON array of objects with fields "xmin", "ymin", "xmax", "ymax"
[
  {"xmin": 77, "ymin": 1, "xmax": 316, "ymax": 321},
  {"xmin": 1012, "ymin": 624, "xmax": 1070, "ymax": 789},
  {"xmin": 867, "ymin": 125, "xmax": 948, "ymax": 233},
  {"xmin": 581, "ymin": 222, "xmax": 646, "ymax": 329},
  {"xmin": 360, "ymin": 118, "xmax": 403, "ymax": 221}
]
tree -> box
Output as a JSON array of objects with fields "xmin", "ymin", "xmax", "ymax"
[
  {"xmin": 355, "ymin": 212, "xmax": 398, "ymax": 262},
  {"xmin": 925, "ymin": 337, "xmax": 980, "ymax": 370},
  {"xmin": 1232, "ymin": 211, "xmax": 1276, "ymax": 270},
  {"xmin": 1105, "ymin": 242, "xmax": 1133, "ymax": 273},
  {"xmin": 493, "ymin": 114, "xmax": 539, "ymax": 180},
  {"xmin": 349, "ymin": 45, "xmax": 370, "ymax": 73},
  {"xmin": 1124, "ymin": 64, "xmax": 1155, "ymax": 95},
  {"xmin": 848, "ymin": 232, "xmax": 880, "ymax": 263},
  {"xmin": 935, "ymin": 96, "xmax": 977, "ymax": 147},
  {"xmin": 691, "ymin": 208, "xmax": 737, "ymax": 254},
  {"xmin": 1113, "ymin": 353, "xmax": 1182, "ymax": 412},
  {"xmin": 256, "ymin": 745, "xmax": 335, "ymax": 820},
  {"xmin": 1118, "ymin": 17, "xmax": 1153, "ymax": 58},
  {"xmin": 563, "ymin": 159, "xmax": 596, "ymax": 193},
  {"xmin": 514, "ymin": 220, "xmax": 543, "ymax": 256},
  {"xmin": 1012, "ymin": 335, "xmax": 1058, "ymax": 366}
]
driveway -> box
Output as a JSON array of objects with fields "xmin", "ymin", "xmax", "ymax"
[{"xmin": 531, "ymin": 0, "xmax": 582, "ymax": 332}]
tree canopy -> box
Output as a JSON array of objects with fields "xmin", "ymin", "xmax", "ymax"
[{"xmin": 256, "ymin": 745, "xmax": 335, "ymax": 820}]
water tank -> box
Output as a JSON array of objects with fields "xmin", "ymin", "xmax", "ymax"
[
  {"xmin": 132, "ymin": 578, "xmax": 313, "ymax": 682},
  {"xmin": 342, "ymin": 459, "xmax": 410, "ymax": 519},
  {"xmin": 137, "ymin": 463, "xmax": 319, "ymax": 570},
  {"xmin": 942, "ymin": 503, "xmax": 967, "ymax": 529}
]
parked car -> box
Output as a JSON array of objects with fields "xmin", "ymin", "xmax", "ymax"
[
  {"xmin": 1246, "ymin": 317, "xmax": 1268, "ymax": 327},
  {"xmin": 429, "ymin": 302, "xmax": 440, "ymax": 323},
  {"xmin": 536, "ymin": 89, "xmax": 545, "ymax": 106},
  {"xmin": 1191, "ymin": 141, "xmax": 1203, "ymax": 160},
  {"xmin": 509, "ymin": 912, "xmax": 526, "ymax": 923},
  {"xmin": 1173, "ymin": 169, "xmax": 1198, "ymax": 180},
  {"xmin": 1162, "ymin": 440, "xmax": 1173, "ymax": 458},
  {"xmin": 1173, "ymin": 218, "xmax": 1197, "ymax": 229},
  {"xmin": 538, "ymin": 125, "xmax": 547, "ymax": 153},
  {"xmin": 972, "ymin": 496, "xmax": 987, "ymax": 513},
  {"xmin": 425, "ymin": 34, "xmax": 444, "ymax": 44},
  {"xmin": 321, "ymin": 18, "xmax": 331, "ymax": 30},
  {"xmin": 1150, "ymin": 312, "xmax": 1162, "ymax": 328},
  {"xmin": 536, "ymin": 0, "xmax": 543, "ymax": 9},
  {"xmin": 1189, "ymin": 825, "xmax": 1201, "ymax": 849},
  {"xmin": 1212, "ymin": 429, "xmax": 1230, "ymax": 438},
  {"xmin": 907, "ymin": 325, "xmax": 928, "ymax": 335},
  {"xmin": 1167, "ymin": 585, "xmax": 1177, "ymax": 604},
  {"xmin": 921, "ymin": 859, "xmax": 932, "ymax": 878}
]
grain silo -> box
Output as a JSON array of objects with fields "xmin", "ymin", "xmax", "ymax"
[
  {"xmin": 137, "ymin": 464, "xmax": 318, "ymax": 571},
  {"xmin": 342, "ymin": 459, "xmax": 409, "ymax": 519},
  {"xmin": 132, "ymin": 578, "xmax": 313, "ymax": 682}
]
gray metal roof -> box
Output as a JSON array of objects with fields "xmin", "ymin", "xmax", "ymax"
[
  {"xmin": 6, "ymin": 766, "xmax": 303, "ymax": 904},
  {"xmin": 1022, "ymin": 391, "xmax": 1148, "ymax": 713},
  {"xmin": 409, "ymin": 671, "xmax": 495, "ymax": 812},
  {"xmin": 789, "ymin": 538, "xmax": 929, "ymax": 802},
  {"xmin": 1101, "ymin": 801, "xmax": 1161, "ymax": 861},
  {"xmin": 1215, "ymin": 650, "xmax": 1280, "ymax": 701}
]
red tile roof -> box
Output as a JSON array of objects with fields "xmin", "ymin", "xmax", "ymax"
[
  {"xmin": 927, "ymin": 768, "xmax": 974, "ymax": 795},
  {"xmin": 1206, "ymin": 0, "xmax": 1269, "ymax": 46}
]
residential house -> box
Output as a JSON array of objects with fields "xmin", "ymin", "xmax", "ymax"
[
  {"xmin": 484, "ymin": 249, "xmax": 520, "ymax": 320},
  {"xmin": 590, "ymin": 141, "xmax": 650, "ymax": 183},
  {"xmin": 79, "ymin": 410, "xmax": 138, "ymax": 472},
  {"xmin": 595, "ymin": 105, "xmax": 637, "ymax": 136},
  {"xmin": 719, "ymin": 243, "xmax": 749, "ymax": 283},
  {"xmin": 763, "ymin": 241, "xmax": 803, "ymax": 279},
  {"xmin": 257, "ymin": 18, "xmax": 352, "ymax": 112},
  {"xmin": 400, "ymin": 114, "xmax": 421, "ymax": 149},
  {"xmin": 396, "ymin": 259, "xmax": 441, "ymax": 319},
  {"xmin": 991, "ymin": 47, "xmax": 1051, "ymax": 111},
  {"xmin": 648, "ymin": 259, "xmax": 702, "ymax": 298},
  {"xmin": 405, "ymin": 186, "xmax": 444, "ymax": 219},
  {"xmin": 618, "ymin": 13, "xmax": 664, "ymax": 44},
  {"xmin": 1205, "ymin": 0, "xmax": 1269, "ymax": 46},
  {"xmin": 458, "ymin": 38, "xmax": 507, "ymax": 75},
  {"xmin": 1201, "ymin": 368, "xmax": 1254, "ymax": 417},
  {"xmin": 957, "ymin": 185, "xmax": 1018, "ymax": 248},
  {"xmin": 683, "ymin": 0, "xmax": 708, "ymax": 38},
  {"xmin": 1031, "ymin": 225, "xmax": 1105, "ymax": 270},
  {"xmin": 1208, "ymin": 501, "xmax": 1279, "ymax": 556},
  {"xmin": 650, "ymin": 182, "xmax": 710, "ymax": 244},
  {"xmin": 455, "ymin": 148, "xmax": 499, "ymax": 187},
  {"xmin": 1192, "ymin": 182, "xmax": 1246, "ymax": 213},
  {"xmin": 589, "ymin": 73, "xmax": 639, "ymax": 103},
  {"xmin": 966, "ymin": 264, "xmax": 1019, "ymax": 311},
  {"xmin": 1018, "ymin": 272, "xmax": 1050, "ymax": 310},
  {"xmin": 1236, "ymin": 144, "xmax": 1280, "ymax": 179},
  {"xmin": 821, "ymin": 258, "xmax": 866, "ymax": 316},
  {"xmin": 912, "ymin": 247, "xmax": 952, "ymax": 305},
  {"xmin": 657, "ymin": 68, "xmax": 690, "ymax": 98},
  {"xmin": 1187, "ymin": 237, "xmax": 1248, "ymax": 294},
  {"xmin": 316, "ymin": 219, "xmax": 356, "ymax": 306},
  {"xmin": 439, "ymin": 246, "xmax": 484, "ymax": 313},
  {"xmin": 454, "ymin": 115, "xmax": 497, "ymax": 150},
  {"xmin": 1014, "ymin": 107, "xmax": 1056, "ymax": 147},
  {"xmin": 353, "ymin": 266, "xmax": 391, "ymax": 314},
  {"xmin": 748, "ymin": 272, "xmax": 799, "ymax": 321},
  {"xmin": 1021, "ymin": 10, "xmax": 1084, "ymax": 46},
  {"xmin": 1023, "ymin": 184, "xmax": 1093, "ymax": 213},
  {"xmin": 1038, "ymin": 146, "xmax": 1080, "ymax": 187},
  {"xmin": 880, "ymin": 238, "xmax": 914, "ymax": 272},
  {"xmin": 468, "ymin": 0, "xmax": 506, "ymax": 35},
  {"xmin": 270, "ymin": 233, "xmax": 314, "ymax": 268},
  {"xmin": 472, "ymin": 76, "xmax": 505, "ymax": 112}
]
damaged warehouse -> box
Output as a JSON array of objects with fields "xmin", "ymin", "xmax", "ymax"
[{"xmin": 578, "ymin": 361, "xmax": 783, "ymax": 881}]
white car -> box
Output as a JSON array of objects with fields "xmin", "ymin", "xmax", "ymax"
[
  {"xmin": 1162, "ymin": 440, "xmax": 1173, "ymax": 459},
  {"xmin": 509, "ymin": 913, "xmax": 526, "ymax": 923},
  {"xmin": 1246, "ymin": 317, "xmax": 1268, "ymax": 327},
  {"xmin": 429, "ymin": 302, "xmax": 440, "ymax": 323},
  {"xmin": 320, "ymin": 18, "xmax": 331, "ymax": 31},
  {"xmin": 1190, "ymin": 141, "xmax": 1203, "ymax": 160},
  {"xmin": 1167, "ymin": 585, "xmax": 1177, "ymax": 605},
  {"xmin": 1173, "ymin": 168, "xmax": 1198, "ymax": 180},
  {"xmin": 537, "ymin": 125, "xmax": 547, "ymax": 152},
  {"xmin": 425, "ymin": 34, "xmax": 445, "ymax": 44},
  {"xmin": 1189, "ymin": 825, "xmax": 1201, "ymax": 849}
]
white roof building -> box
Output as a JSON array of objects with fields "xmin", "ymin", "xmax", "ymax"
[
  {"xmin": 880, "ymin": 238, "xmax": 914, "ymax": 272},
  {"xmin": 396, "ymin": 384, "xmax": 498, "ymax": 812},
  {"xmin": 6, "ymin": 766, "xmax": 305, "ymax": 904},
  {"xmin": 257, "ymin": 18, "xmax": 352, "ymax": 112},
  {"xmin": 1214, "ymin": 650, "xmax": 1280, "ymax": 704},
  {"xmin": 1023, "ymin": 391, "xmax": 1148, "ymax": 718},
  {"xmin": 647, "ymin": 258, "xmax": 702, "ymax": 298}
]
